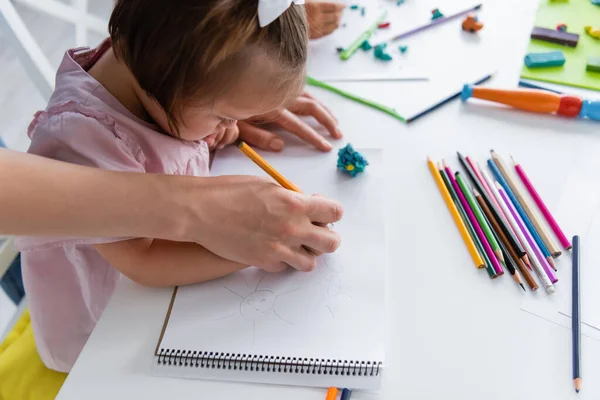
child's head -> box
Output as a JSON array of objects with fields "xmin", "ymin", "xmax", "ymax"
[{"xmin": 109, "ymin": 0, "xmax": 308, "ymax": 141}]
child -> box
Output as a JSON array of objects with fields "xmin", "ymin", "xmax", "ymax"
[{"xmin": 16, "ymin": 0, "xmax": 314, "ymax": 374}]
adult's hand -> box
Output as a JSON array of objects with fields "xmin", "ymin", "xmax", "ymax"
[
  {"xmin": 305, "ymin": 0, "xmax": 346, "ymax": 39},
  {"xmin": 238, "ymin": 91, "xmax": 342, "ymax": 152},
  {"xmin": 189, "ymin": 175, "xmax": 343, "ymax": 272}
]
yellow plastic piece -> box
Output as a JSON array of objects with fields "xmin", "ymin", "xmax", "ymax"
[
  {"xmin": 584, "ymin": 26, "xmax": 600, "ymax": 39},
  {"xmin": 346, "ymin": 164, "xmax": 355, "ymax": 171},
  {"xmin": 0, "ymin": 309, "xmax": 68, "ymax": 400}
]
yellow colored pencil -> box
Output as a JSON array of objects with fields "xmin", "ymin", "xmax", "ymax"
[
  {"xmin": 428, "ymin": 156, "xmax": 484, "ymax": 268},
  {"xmin": 236, "ymin": 140, "xmax": 303, "ymax": 193}
]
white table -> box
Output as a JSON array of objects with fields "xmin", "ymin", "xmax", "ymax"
[{"xmin": 57, "ymin": 0, "xmax": 600, "ymax": 398}]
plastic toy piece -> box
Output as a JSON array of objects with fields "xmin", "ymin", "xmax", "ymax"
[
  {"xmin": 556, "ymin": 23, "xmax": 567, "ymax": 32},
  {"xmin": 360, "ymin": 40, "xmax": 372, "ymax": 50},
  {"xmin": 374, "ymin": 43, "xmax": 392, "ymax": 61},
  {"xmin": 584, "ymin": 26, "xmax": 600, "ymax": 39},
  {"xmin": 462, "ymin": 14, "xmax": 483, "ymax": 33},
  {"xmin": 587, "ymin": 56, "xmax": 600, "ymax": 72},
  {"xmin": 399, "ymin": 45, "xmax": 408, "ymax": 53},
  {"xmin": 460, "ymin": 84, "xmax": 600, "ymax": 122},
  {"xmin": 396, "ymin": 0, "xmax": 405, "ymax": 5},
  {"xmin": 378, "ymin": 22, "xmax": 390, "ymax": 29},
  {"xmin": 530, "ymin": 26, "xmax": 579, "ymax": 47},
  {"xmin": 350, "ymin": 4, "xmax": 359, "ymax": 9},
  {"xmin": 361, "ymin": 7, "xmax": 365, "ymax": 16},
  {"xmin": 337, "ymin": 144, "xmax": 369, "ymax": 177},
  {"xmin": 336, "ymin": 47, "xmax": 344, "ymax": 53},
  {"xmin": 524, "ymin": 51, "xmax": 565, "ymax": 68},
  {"xmin": 431, "ymin": 8, "xmax": 444, "ymax": 19},
  {"xmin": 591, "ymin": 0, "xmax": 600, "ymax": 5}
]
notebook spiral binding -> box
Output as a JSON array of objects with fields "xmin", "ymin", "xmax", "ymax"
[{"xmin": 156, "ymin": 349, "xmax": 382, "ymax": 377}]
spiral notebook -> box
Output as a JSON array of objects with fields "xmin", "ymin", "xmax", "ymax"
[{"xmin": 152, "ymin": 148, "xmax": 385, "ymax": 390}]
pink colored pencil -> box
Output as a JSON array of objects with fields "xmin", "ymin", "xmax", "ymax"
[
  {"xmin": 512, "ymin": 158, "xmax": 571, "ymax": 250},
  {"xmin": 444, "ymin": 161, "xmax": 503, "ymax": 276},
  {"xmin": 498, "ymin": 184, "xmax": 557, "ymax": 288}
]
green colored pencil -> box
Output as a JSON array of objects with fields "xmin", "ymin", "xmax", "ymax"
[
  {"xmin": 440, "ymin": 169, "xmax": 495, "ymax": 277},
  {"xmin": 455, "ymin": 173, "xmax": 503, "ymax": 261},
  {"xmin": 306, "ymin": 76, "xmax": 405, "ymax": 122},
  {"xmin": 340, "ymin": 10, "xmax": 387, "ymax": 61}
]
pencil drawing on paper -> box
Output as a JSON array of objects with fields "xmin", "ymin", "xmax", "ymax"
[
  {"xmin": 216, "ymin": 271, "xmax": 301, "ymax": 346},
  {"xmin": 322, "ymin": 253, "xmax": 344, "ymax": 273},
  {"xmin": 323, "ymin": 273, "xmax": 352, "ymax": 319}
]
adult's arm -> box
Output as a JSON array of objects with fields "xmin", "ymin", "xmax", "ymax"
[{"xmin": 0, "ymin": 148, "xmax": 343, "ymax": 270}]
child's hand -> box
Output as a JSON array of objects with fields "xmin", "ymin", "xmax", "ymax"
[
  {"xmin": 305, "ymin": 0, "xmax": 345, "ymax": 39},
  {"xmin": 205, "ymin": 124, "xmax": 240, "ymax": 150}
]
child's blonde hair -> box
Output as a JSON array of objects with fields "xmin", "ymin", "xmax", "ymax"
[{"xmin": 109, "ymin": 0, "xmax": 308, "ymax": 134}]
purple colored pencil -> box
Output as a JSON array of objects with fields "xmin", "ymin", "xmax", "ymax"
[
  {"xmin": 444, "ymin": 164, "xmax": 502, "ymax": 277},
  {"xmin": 377, "ymin": 3, "xmax": 482, "ymax": 45},
  {"xmin": 498, "ymin": 185, "xmax": 557, "ymax": 291}
]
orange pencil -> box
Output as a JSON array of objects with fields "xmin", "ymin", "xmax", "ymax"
[
  {"xmin": 326, "ymin": 387, "xmax": 338, "ymax": 400},
  {"xmin": 236, "ymin": 141, "xmax": 303, "ymax": 193}
]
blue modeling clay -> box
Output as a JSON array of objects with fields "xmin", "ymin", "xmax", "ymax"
[
  {"xmin": 361, "ymin": 40, "xmax": 373, "ymax": 50},
  {"xmin": 431, "ymin": 8, "xmax": 444, "ymax": 19},
  {"xmin": 337, "ymin": 144, "xmax": 369, "ymax": 177},
  {"xmin": 374, "ymin": 43, "xmax": 392, "ymax": 61},
  {"xmin": 399, "ymin": 45, "xmax": 408, "ymax": 53}
]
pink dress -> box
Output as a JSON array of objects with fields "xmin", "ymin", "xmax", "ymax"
[{"xmin": 16, "ymin": 40, "xmax": 210, "ymax": 373}]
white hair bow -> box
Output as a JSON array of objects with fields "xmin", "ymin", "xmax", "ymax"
[{"xmin": 258, "ymin": 0, "xmax": 305, "ymax": 27}]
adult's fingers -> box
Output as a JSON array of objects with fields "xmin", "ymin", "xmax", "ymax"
[
  {"xmin": 237, "ymin": 121, "xmax": 284, "ymax": 151},
  {"xmin": 302, "ymin": 91, "xmax": 337, "ymax": 122},
  {"xmin": 319, "ymin": 2, "xmax": 346, "ymax": 13},
  {"xmin": 288, "ymin": 97, "xmax": 342, "ymax": 140},
  {"xmin": 304, "ymin": 195, "xmax": 344, "ymax": 224},
  {"xmin": 274, "ymin": 109, "xmax": 333, "ymax": 151},
  {"xmin": 279, "ymin": 246, "xmax": 318, "ymax": 272}
]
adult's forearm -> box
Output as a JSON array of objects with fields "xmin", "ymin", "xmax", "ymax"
[{"xmin": 0, "ymin": 148, "xmax": 191, "ymax": 241}]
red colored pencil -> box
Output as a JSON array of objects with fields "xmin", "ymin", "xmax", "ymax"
[{"xmin": 512, "ymin": 157, "xmax": 571, "ymax": 250}]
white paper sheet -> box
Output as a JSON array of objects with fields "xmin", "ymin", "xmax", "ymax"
[{"xmin": 154, "ymin": 148, "xmax": 385, "ymax": 389}]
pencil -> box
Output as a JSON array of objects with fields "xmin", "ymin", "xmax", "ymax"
[
  {"xmin": 488, "ymin": 180, "xmax": 539, "ymax": 290},
  {"xmin": 326, "ymin": 387, "xmax": 338, "ymax": 400},
  {"xmin": 340, "ymin": 10, "xmax": 387, "ymax": 60},
  {"xmin": 572, "ymin": 235, "xmax": 581, "ymax": 393},
  {"xmin": 512, "ymin": 156, "xmax": 571, "ymax": 250},
  {"xmin": 439, "ymin": 166, "xmax": 488, "ymax": 272},
  {"xmin": 455, "ymin": 172, "xmax": 503, "ymax": 275},
  {"xmin": 428, "ymin": 157, "xmax": 484, "ymax": 268},
  {"xmin": 457, "ymin": 152, "xmax": 524, "ymax": 261},
  {"xmin": 341, "ymin": 388, "xmax": 352, "ymax": 400},
  {"xmin": 490, "ymin": 151, "xmax": 561, "ymax": 262},
  {"xmin": 236, "ymin": 141, "xmax": 302, "ymax": 193},
  {"xmin": 306, "ymin": 76, "xmax": 406, "ymax": 122},
  {"xmin": 497, "ymin": 184, "xmax": 556, "ymax": 294},
  {"xmin": 480, "ymin": 167, "xmax": 532, "ymax": 269},
  {"xmin": 474, "ymin": 188, "xmax": 525, "ymax": 290}
]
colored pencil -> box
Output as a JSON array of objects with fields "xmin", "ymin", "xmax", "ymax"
[
  {"xmin": 442, "ymin": 162, "xmax": 495, "ymax": 276},
  {"xmin": 487, "ymin": 179, "xmax": 538, "ymax": 290},
  {"xmin": 428, "ymin": 157, "xmax": 484, "ymax": 268},
  {"xmin": 474, "ymin": 188, "xmax": 525, "ymax": 290},
  {"xmin": 236, "ymin": 141, "xmax": 302, "ymax": 193},
  {"xmin": 572, "ymin": 235, "xmax": 581, "ymax": 393},
  {"xmin": 518, "ymin": 80, "xmax": 563, "ymax": 94},
  {"xmin": 306, "ymin": 76, "xmax": 406, "ymax": 122},
  {"xmin": 471, "ymin": 160, "xmax": 506, "ymax": 224},
  {"xmin": 341, "ymin": 388, "xmax": 352, "ymax": 400},
  {"xmin": 455, "ymin": 172, "xmax": 503, "ymax": 275},
  {"xmin": 497, "ymin": 184, "xmax": 556, "ymax": 294},
  {"xmin": 376, "ymin": 3, "xmax": 483, "ymax": 45},
  {"xmin": 326, "ymin": 387, "xmax": 338, "ymax": 400},
  {"xmin": 512, "ymin": 157, "xmax": 571, "ymax": 250},
  {"xmin": 440, "ymin": 166, "xmax": 489, "ymax": 272},
  {"xmin": 406, "ymin": 73, "xmax": 493, "ymax": 124},
  {"xmin": 457, "ymin": 152, "xmax": 524, "ymax": 261},
  {"xmin": 340, "ymin": 10, "xmax": 387, "ymax": 60},
  {"xmin": 490, "ymin": 151, "xmax": 561, "ymax": 262},
  {"xmin": 480, "ymin": 167, "xmax": 532, "ymax": 269}
]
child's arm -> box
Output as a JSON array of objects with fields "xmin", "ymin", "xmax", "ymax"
[{"xmin": 94, "ymin": 239, "xmax": 247, "ymax": 287}]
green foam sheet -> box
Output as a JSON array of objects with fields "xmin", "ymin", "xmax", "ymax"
[{"xmin": 520, "ymin": 0, "xmax": 600, "ymax": 91}]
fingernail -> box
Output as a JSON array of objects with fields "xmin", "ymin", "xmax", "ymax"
[
  {"xmin": 323, "ymin": 141, "xmax": 333, "ymax": 151},
  {"xmin": 336, "ymin": 128, "xmax": 343, "ymax": 137},
  {"xmin": 269, "ymin": 138, "xmax": 284, "ymax": 151}
]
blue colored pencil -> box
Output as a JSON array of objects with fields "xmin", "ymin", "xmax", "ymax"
[
  {"xmin": 487, "ymin": 158, "xmax": 553, "ymax": 263},
  {"xmin": 406, "ymin": 73, "xmax": 493, "ymax": 123},
  {"xmin": 518, "ymin": 80, "xmax": 563, "ymax": 94},
  {"xmin": 572, "ymin": 235, "xmax": 581, "ymax": 393},
  {"xmin": 341, "ymin": 388, "xmax": 352, "ymax": 400}
]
